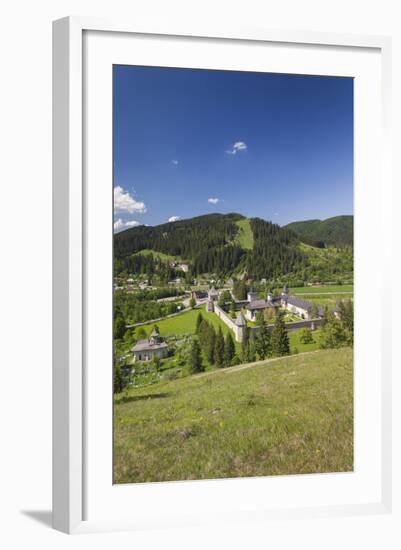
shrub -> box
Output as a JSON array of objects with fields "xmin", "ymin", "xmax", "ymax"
[{"xmin": 299, "ymin": 328, "xmax": 314, "ymax": 344}]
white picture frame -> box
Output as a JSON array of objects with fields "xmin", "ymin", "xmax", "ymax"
[{"xmin": 52, "ymin": 16, "xmax": 392, "ymax": 534}]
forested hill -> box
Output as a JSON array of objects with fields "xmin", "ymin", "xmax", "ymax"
[
  {"xmin": 285, "ymin": 215, "xmax": 353, "ymax": 248},
  {"xmin": 114, "ymin": 213, "xmax": 241, "ymax": 257},
  {"xmin": 114, "ymin": 212, "xmax": 353, "ymax": 280},
  {"xmin": 114, "ymin": 213, "xmax": 304, "ymax": 279}
]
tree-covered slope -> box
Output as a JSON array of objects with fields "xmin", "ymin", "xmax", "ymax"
[
  {"xmin": 285, "ymin": 215, "xmax": 353, "ymax": 247},
  {"xmin": 114, "ymin": 213, "xmax": 246, "ymax": 276},
  {"xmin": 114, "ymin": 212, "xmax": 353, "ymax": 281},
  {"xmin": 114, "ymin": 213, "xmax": 305, "ymax": 278}
]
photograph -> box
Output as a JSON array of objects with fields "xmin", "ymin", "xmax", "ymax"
[{"xmin": 112, "ymin": 65, "xmax": 354, "ymax": 484}]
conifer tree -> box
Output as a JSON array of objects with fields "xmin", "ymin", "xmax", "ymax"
[
  {"xmin": 206, "ymin": 324, "xmax": 216, "ymax": 365},
  {"xmin": 224, "ymin": 331, "xmax": 236, "ymax": 367},
  {"xmin": 195, "ymin": 311, "xmax": 204, "ymax": 334},
  {"xmin": 214, "ymin": 327, "xmax": 225, "ymax": 368},
  {"xmin": 113, "ymin": 363, "xmax": 123, "ymax": 393},
  {"xmin": 189, "ymin": 338, "xmax": 204, "ymax": 373},
  {"xmin": 271, "ymin": 311, "xmax": 290, "ymax": 357},
  {"xmin": 255, "ymin": 318, "xmax": 271, "ymax": 359},
  {"xmin": 241, "ymin": 326, "xmax": 250, "ymax": 363}
]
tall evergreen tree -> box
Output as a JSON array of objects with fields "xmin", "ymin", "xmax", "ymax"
[
  {"xmin": 241, "ymin": 326, "xmax": 250, "ymax": 362},
  {"xmin": 195, "ymin": 311, "xmax": 204, "ymax": 334},
  {"xmin": 189, "ymin": 338, "xmax": 204, "ymax": 373},
  {"xmin": 224, "ymin": 331, "xmax": 236, "ymax": 367},
  {"xmin": 206, "ymin": 324, "xmax": 216, "ymax": 365},
  {"xmin": 214, "ymin": 327, "xmax": 225, "ymax": 368},
  {"xmin": 271, "ymin": 311, "xmax": 290, "ymax": 357},
  {"xmin": 113, "ymin": 363, "xmax": 123, "ymax": 393},
  {"xmin": 248, "ymin": 331, "xmax": 257, "ymax": 362},
  {"xmin": 255, "ymin": 318, "xmax": 271, "ymax": 359}
]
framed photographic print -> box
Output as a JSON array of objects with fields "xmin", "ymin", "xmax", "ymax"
[{"xmin": 52, "ymin": 17, "xmax": 392, "ymax": 534}]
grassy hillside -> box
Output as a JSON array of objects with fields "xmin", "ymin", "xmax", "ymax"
[
  {"xmin": 234, "ymin": 218, "xmax": 254, "ymax": 250},
  {"xmin": 114, "ymin": 348, "xmax": 353, "ymax": 483},
  {"xmin": 133, "ymin": 249, "xmax": 185, "ymax": 263},
  {"xmin": 285, "ymin": 215, "xmax": 353, "ymax": 247}
]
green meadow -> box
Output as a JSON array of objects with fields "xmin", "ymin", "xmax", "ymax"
[
  {"xmin": 136, "ymin": 305, "xmax": 234, "ymax": 339},
  {"xmin": 291, "ymin": 285, "xmax": 353, "ymax": 294}
]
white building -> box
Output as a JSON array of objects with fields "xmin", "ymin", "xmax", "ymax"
[{"xmin": 132, "ymin": 328, "xmax": 168, "ymax": 361}]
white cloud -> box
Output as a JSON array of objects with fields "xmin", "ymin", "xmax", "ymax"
[
  {"xmin": 171, "ymin": 159, "xmax": 179, "ymax": 165},
  {"xmin": 226, "ymin": 141, "xmax": 248, "ymax": 155},
  {"xmin": 208, "ymin": 197, "xmax": 219, "ymax": 204},
  {"xmin": 114, "ymin": 186, "xmax": 146, "ymax": 214},
  {"xmin": 113, "ymin": 218, "xmax": 141, "ymax": 233},
  {"xmin": 168, "ymin": 216, "xmax": 181, "ymax": 222}
]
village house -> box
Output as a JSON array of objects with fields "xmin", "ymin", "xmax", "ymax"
[{"xmin": 132, "ymin": 328, "xmax": 168, "ymax": 362}]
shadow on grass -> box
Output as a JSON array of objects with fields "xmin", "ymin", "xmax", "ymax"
[{"xmin": 116, "ymin": 392, "xmax": 171, "ymax": 404}]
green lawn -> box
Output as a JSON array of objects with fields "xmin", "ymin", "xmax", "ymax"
[
  {"xmin": 291, "ymin": 285, "xmax": 353, "ymax": 294},
  {"xmin": 136, "ymin": 308, "xmax": 201, "ymax": 337},
  {"xmin": 114, "ymin": 347, "xmax": 353, "ymax": 483},
  {"xmin": 234, "ymin": 219, "xmax": 254, "ymax": 250},
  {"xmin": 137, "ymin": 305, "xmax": 237, "ymax": 342},
  {"xmin": 304, "ymin": 295, "xmax": 351, "ymax": 308}
]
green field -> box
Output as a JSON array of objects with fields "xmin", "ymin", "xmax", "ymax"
[
  {"xmin": 234, "ymin": 219, "xmax": 254, "ymax": 250},
  {"xmin": 136, "ymin": 305, "xmax": 233, "ymax": 338},
  {"xmin": 114, "ymin": 347, "xmax": 353, "ymax": 483},
  {"xmin": 289, "ymin": 285, "xmax": 353, "ymax": 308},
  {"xmin": 291, "ymin": 285, "xmax": 353, "ymax": 294}
]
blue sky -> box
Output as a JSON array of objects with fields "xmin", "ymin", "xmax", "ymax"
[{"xmin": 113, "ymin": 65, "xmax": 353, "ymax": 232}]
